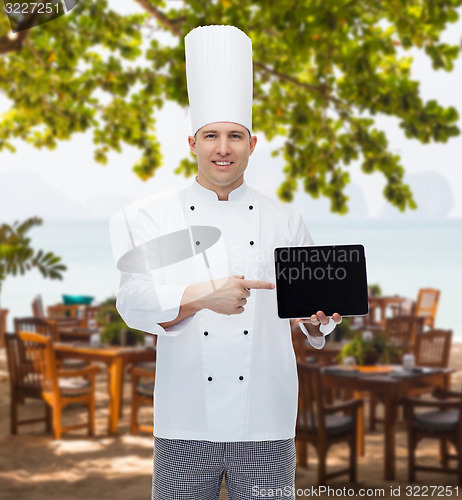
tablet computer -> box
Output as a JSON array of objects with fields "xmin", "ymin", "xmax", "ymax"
[{"xmin": 274, "ymin": 244, "xmax": 369, "ymax": 319}]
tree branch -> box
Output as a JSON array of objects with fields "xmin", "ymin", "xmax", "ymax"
[
  {"xmin": 134, "ymin": 2, "xmax": 349, "ymax": 111},
  {"xmin": 253, "ymin": 61, "xmax": 347, "ymax": 108},
  {"xmin": 0, "ymin": 31, "xmax": 31, "ymax": 55},
  {"xmin": 23, "ymin": 40, "xmax": 46, "ymax": 69},
  {"xmin": 134, "ymin": 0, "xmax": 183, "ymax": 37},
  {"xmin": 0, "ymin": 1, "xmax": 47, "ymax": 55}
]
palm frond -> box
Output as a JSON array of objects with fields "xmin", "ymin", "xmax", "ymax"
[{"xmin": 0, "ymin": 217, "xmax": 66, "ymax": 291}]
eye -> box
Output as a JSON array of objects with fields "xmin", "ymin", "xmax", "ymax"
[
  {"xmin": 205, "ymin": 134, "xmax": 216, "ymax": 139},
  {"xmin": 231, "ymin": 134, "xmax": 242, "ymax": 139}
]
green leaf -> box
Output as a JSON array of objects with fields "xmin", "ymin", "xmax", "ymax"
[
  {"xmin": 0, "ymin": 0, "xmax": 460, "ymax": 214},
  {"xmin": 0, "ymin": 218, "xmax": 66, "ymax": 293}
]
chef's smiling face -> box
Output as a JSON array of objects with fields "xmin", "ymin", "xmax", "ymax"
[{"xmin": 188, "ymin": 122, "xmax": 257, "ymax": 200}]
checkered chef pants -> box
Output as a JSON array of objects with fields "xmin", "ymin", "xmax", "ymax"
[{"xmin": 151, "ymin": 437, "xmax": 296, "ymax": 500}]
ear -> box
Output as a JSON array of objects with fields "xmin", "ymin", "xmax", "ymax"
[
  {"xmin": 249, "ymin": 135, "xmax": 257, "ymax": 156},
  {"xmin": 188, "ymin": 135, "xmax": 197, "ymax": 155}
]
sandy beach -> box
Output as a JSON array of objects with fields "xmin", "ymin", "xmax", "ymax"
[{"xmin": 1, "ymin": 343, "xmax": 462, "ymax": 500}]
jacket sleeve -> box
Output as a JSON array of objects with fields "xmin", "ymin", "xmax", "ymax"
[
  {"xmin": 289, "ymin": 208, "xmax": 336, "ymax": 350},
  {"xmin": 115, "ymin": 205, "xmax": 194, "ymax": 337}
]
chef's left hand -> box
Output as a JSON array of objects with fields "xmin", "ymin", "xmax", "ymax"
[{"xmin": 295, "ymin": 311, "xmax": 342, "ymax": 338}]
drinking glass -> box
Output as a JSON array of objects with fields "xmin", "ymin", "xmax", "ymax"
[
  {"xmin": 343, "ymin": 356, "xmax": 357, "ymax": 370},
  {"xmin": 403, "ymin": 354, "xmax": 415, "ymax": 371}
]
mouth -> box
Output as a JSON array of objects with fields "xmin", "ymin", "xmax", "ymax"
[{"xmin": 212, "ymin": 161, "xmax": 233, "ymax": 166}]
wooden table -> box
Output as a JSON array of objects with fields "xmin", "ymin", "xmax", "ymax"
[
  {"xmin": 367, "ymin": 296, "xmax": 407, "ymax": 326},
  {"xmin": 48, "ymin": 303, "xmax": 85, "ymax": 319},
  {"xmin": 58, "ymin": 326, "xmax": 93, "ymax": 343},
  {"xmin": 291, "ymin": 324, "xmax": 342, "ymax": 365},
  {"xmin": 54, "ymin": 343, "xmax": 155, "ymax": 434},
  {"xmin": 322, "ymin": 365, "xmax": 452, "ymax": 480},
  {"xmin": 305, "ymin": 341, "xmax": 343, "ymax": 365}
]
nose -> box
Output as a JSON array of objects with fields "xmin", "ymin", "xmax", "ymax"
[{"xmin": 215, "ymin": 136, "xmax": 231, "ymax": 156}]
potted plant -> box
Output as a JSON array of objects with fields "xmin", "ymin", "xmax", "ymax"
[
  {"xmin": 338, "ymin": 332, "xmax": 401, "ymax": 366},
  {"xmin": 328, "ymin": 316, "xmax": 355, "ymax": 343},
  {"xmin": 368, "ymin": 283, "xmax": 382, "ymax": 297},
  {"xmin": 97, "ymin": 296, "xmax": 146, "ymax": 345}
]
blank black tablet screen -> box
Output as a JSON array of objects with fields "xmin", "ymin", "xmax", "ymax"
[{"xmin": 274, "ymin": 244, "xmax": 369, "ymax": 318}]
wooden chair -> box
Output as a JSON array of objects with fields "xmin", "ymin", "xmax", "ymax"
[
  {"xmin": 83, "ymin": 306, "xmax": 101, "ymax": 329},
  {"xmin": 385, "ymin": 315, "xmax": 425, "ymax": 357},
  {"xmin": 415, "ymin": 329, "xmax": 452, "ymax": 369},
  {"xmin": 17, "ymin": 331, "xmax": 100, "ymax": 439},
  {"xmin": 364, "ymin": 296, "xmax": 383, "ymax": 327},
  {"xmin": 14, "ymin": 317, "xmax": 60, "ymax": 342},
  {"xmin": 47, "ymin": 304, "xmax": 82, "ymax": 321},
  {"xmin": 403, "ymin": 387, "xmax": 462, "ymax": 484},
  {"xmin": 48, "ymin": 305, "xmax": 85, "ymax": 330},
  {"xmin": 130, "ymin": 363, "xmax": 155, "ymax": 435},
  {"xmin": 5, "ymin": 332, "xmax": 52, "ymax": 435},
  {"xmin": 401, "ymin": 329, "xmax": 454, "ymax": 405},
  {"xmin": 291, "ymin": 321, "xmax": 306, "ymax": 362},
  {"xmin": 14, "ymin": 317, "xmax": 87, "ymax": 369},
  {"xmin": 0, "ymin": 308, "xmax": 9, "ymax": 347},
  {"xmin": 390, "ymin": 297, "xmax": 414, "ymax": 317},
  {"xmin": 290, "ymin": 323, "xmax": 339, "ymax": 367},
  {"xmin": 414, "ymin": 288, "xmax": 440, "ymax": 329},
  {"xmin": 31, "ymin": 295, "xmax": 45, "ymax": 318},
  {"xmin": 32, "ymin": 296, "xmax": 81, "ymax": 328},
  {"xmin": 296, "ymin": 362, "xmax": 362, "ymax": 484}
]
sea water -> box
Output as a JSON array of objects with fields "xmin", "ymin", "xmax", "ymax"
[{"xmin": 1, "ymin": 218, "xmax": 461, "ymax": 338}]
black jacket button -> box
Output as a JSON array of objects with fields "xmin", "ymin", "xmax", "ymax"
[
  {"xmin": 208, "ymin": 376, "xmax": 212, "ymax": 381},
  {"xmin": 249, "ymin": 241, "xmax": 254, "ymax": 245},
  {"xmin": 249, "ymin": 205, "xmax": 253, "ymax": 210},
  {"xmin": 239, "ymin": 376, "xmax": 244, "ymax": 381},
  {"xmin": 190, "ymin": 206, "xmax": 195, "ymax": 210},
  {"xmin": 204, "ymin": 331, "xmax": 208, "ymax": 336},
  {"xmin": 243, "ymin": 330, "xmax": 248, "ymax": 335}
]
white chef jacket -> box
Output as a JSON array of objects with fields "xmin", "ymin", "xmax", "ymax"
[{"xmin": 116, "ymin": 179, "xmax": 335, "ymax": 442}]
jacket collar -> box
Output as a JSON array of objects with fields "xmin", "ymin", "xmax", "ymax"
[{"xmin": 192, "ymin": 177, "xmax": 248, "ymax": 202}]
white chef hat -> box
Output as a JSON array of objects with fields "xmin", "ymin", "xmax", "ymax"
[{"xmin": 185, "ymin": 25, "xmax": 253, "ymax": 135}]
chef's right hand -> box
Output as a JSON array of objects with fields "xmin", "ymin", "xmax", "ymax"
[{"xmin": 187, "ymin": 275, "xmax": 275, "ymax": 315}]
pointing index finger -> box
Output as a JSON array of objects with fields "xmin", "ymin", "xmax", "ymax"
[{"xmin": 241, "ymin": 280, "xmax": 275, "ymax": 290}]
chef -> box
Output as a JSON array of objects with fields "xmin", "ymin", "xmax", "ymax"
[{"xmin": 116, "ymin": 25, "xmax": 342, "ymax": 500}]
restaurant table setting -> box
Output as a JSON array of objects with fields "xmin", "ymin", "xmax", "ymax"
[
  {"xmin": 321, "ymin": 362, "xmax": 453, "ymax": 480},
  {"xmin": 54, "ymin": 341, "xmax": 156, "ymax": 434}
]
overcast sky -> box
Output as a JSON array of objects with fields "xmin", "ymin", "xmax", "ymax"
[{"xmin": 0, "ymin": 2, "xmax": 461, "ymax": 220}]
